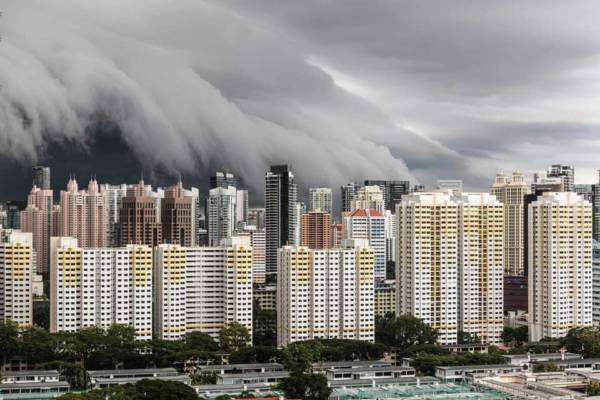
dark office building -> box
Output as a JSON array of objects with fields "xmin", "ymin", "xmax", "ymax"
[
  {"xmin": 364, "ymin": 180, "xmax": 411, "ymax": 211},
  {"xmin": 210, "ymin": 171, "xmax": 239, "ymax": 190}
]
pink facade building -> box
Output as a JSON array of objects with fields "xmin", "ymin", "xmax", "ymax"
[
  {"xmin": 57, "ymin": 178, "xmax": 107, "ymax": 248},
  {"xmin": 21, "ymin": 186, "xmax": 53, "ymax": 274}
]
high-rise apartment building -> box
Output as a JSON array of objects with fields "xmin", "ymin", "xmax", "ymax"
[
  {"xmin": 528, "ymin": 192, "xmax": 592, "ymax": 341},
  {"xmin": 343, "ymin": 209, "xmax": 386, "ymax": 280},
  {"xmin": 331, "ymin": 222, "xmax": 343, "ymax": 248},
  {"xmin": 375, "ymin": 280, "xmax": 396, "ymax": 318},
  {"xmin": 250, "ymin": 229, "xmax": 266, "ymax": 284},
  {"xmin": 161, "ymin": 181, "xmax": 193, "ymax": 247},
  {"xmin": 153, "ymin": 239, "xmax": 253, "ymax": 341},
  {"xmin": 32, "ymin": 166, "xmax": 51, "ymax": 190},
  {"xmin": 351, "ymin": 186, "xmax": 385, "ymax": 213},
  {"xmin": 491, "ymin": 171, "xmax": 529, "ymax": 276},
  {"xmin": 206, "ymin": 186, "xmax": 237, "ymax": 246},
  {"xmin": 265, "ymin": 165, "xmax": 298, "ymax": 275},
  {"xmin": 100, "ymin": 184, "xmax": 127, "ymax": 247},
  {"xmin": 0, "ymin": 232, "xmax": 34, "ymax": 327},
  {"xmin": 247, "ymin": 208, "xmax": 265, "ymax": 230},
  {"xmin": 4, "ymin": 201, "xmax": 26, "ymax": 229},
  {"xmin": 576, "ymin": 184, "xmax": 593, "ymax": 202},
  {"xmin": 210, "ymin": 172, "xmax": 239, "ymax": 190},
  {"xmin": 236, "ymin": 190, "xmax": 249, "ymax": 226},
  {"xmin": 118, "ymin": 180, "xmax": 162, "ymax": 247},
  {"xmin": 593, "ymin": 171, "xmax": 600, "ymax": 242},
  {"xmin": 308, "ymin": 188, "xmax": 333, "ymax": 214},
  {"xmin": 341, "ymin": 182, "xmax": 360, "ymax": 213},
  {"xmin": 593, "ymin": 240, "xmax": 600, "ymax": 325},
  {"xmin": 397, "ymin": 192, "xmax": 504, "ymax": 345},
  {"xmin": 49, "ymin": 237, "xmax": 153, "ymax": 340},
  {"xmin": 277, "ymin": 241, "xmax": 375, "ymax": 346},
  {"xmin": 301, "ymin": 211, "xmax": 331, "ymax": 250},
  {"xmin": 21, "ymin": 186, "xmax": 53, "ymax": 274},
  {"xmin": 364, "ymin": 180, "xmax": 410, "ymax": 211},
  {"xmin": 547, "ymin": 164, "xmax": 575, "ymax": 192},
  {"xmin": 58, "ymin": 178, "xmax": 107, "ymax": 248}
]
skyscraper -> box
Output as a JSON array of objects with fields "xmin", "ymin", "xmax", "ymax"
[
  {"xmin": 100, "ymin": 184, "xmax": 128, "ymax": 247},
  {"xmin": 265, "ymin": 165, "xmax": 298, "ymax": 275},
  {"xmin": 341, "ymin": 182, "xmax": 360, "ymax": 213},
  {"xmin": 308, "ymin": 187, "xmax": 333, "ymax": 214},
  {"xmin": 397, "ymin": 192, "xmax": 504, "ymax": 344},
  {"xmin": 161, "ymin": 181, "xmax": 193, "ymax": 247},
  {"xmin": 593, "ymin": 171, "xmax": 600, "ymax": 242},
  {"xmin": 343, "ymin": 209, "xmax": 386, "ymax": 280},
  {"xmin": 364, "ymin": 180, "xmax": 410, "ymax": 211},
  {"xmin": 118, "ymin": 180, "xmax": 162, "ymax": 247},
  {"xmin": 277, "ymin": 241, "xmax": 375, "ymax": 346},
  {"xmin": 351, "ymin": 186, "xmax": 385, "ymax": 213},
  {"xmin": 58, "ymin": 177, "xmax": 107, "ymax": 248},
  {"xmin": 4, "ymin": 201, "xmax": 26, "ymax": 229},
  {"xmin": 528, "ymin": 192, "xmax": 592, "ymax": 341},
  {"xmin": 301, "ymin": 210, "xmax": 331, "ymax": 249},
  {"xmin": 206, "ymin": 186, "xmax": 237, "ymax": 246},
  {"xmin": 235, "ymin": 189, "xmax": 249, "ymax": 226},
  {"xmin": 20, "ymin": 185, "xmax": 53, "ymax": 274},
  {"xmin": 210, "ymin": 171, "xmax": 238, "ymax": 190},
  {"xmin": 32, "ymin": 166, "xmax": 51, "ymax": 190},
  {"xmin": 491, "ymin": 171, "xmax": 529, "ymax": 276},
  {"xmin": 547, "ymin": 164, "xmax": 575, "ymax": 192}
]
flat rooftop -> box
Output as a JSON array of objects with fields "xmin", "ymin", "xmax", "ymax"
[{"xmin": 88, "ymin": 368, "xmax": 178, "ymax": 377}]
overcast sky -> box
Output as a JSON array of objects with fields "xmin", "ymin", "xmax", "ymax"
[{"xmin": 1, "ymin": 1, "xmax": 600, "ymax": 198}]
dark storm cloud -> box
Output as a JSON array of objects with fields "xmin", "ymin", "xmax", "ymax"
[{"xmin": 1, "ymin": 0, "xmax": 599, "ymax": 200}]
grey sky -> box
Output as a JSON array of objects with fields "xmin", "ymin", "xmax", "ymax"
[{"xmin": 1, "ymin": 0, "xmax": 599, "ymax": 196}]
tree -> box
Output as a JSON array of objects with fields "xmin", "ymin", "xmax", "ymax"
[
  {"xmin": 0, "ymin": 320, "xmax": 19, "ymax": 365},
  {"xmin": 588, "ymin": 381, "xmax": 600, "ymax": 396},
  {"xmin": 563, "ymin": 327, "xmax": 600, "ymax": 358},
  {"xmin": 458, "ymin": 331, "xmax": 480, "ymax": 345},
  {"xmin": 375, "ymin": 314, "xmax": 438, "ymax": 351},
  {"xmin": 501, "ymin": 326, "xmax": 528, "ymax": 346},
  {"xmin": 218, "ymin": 323, "xmax": 250, "ymax": 353},
  {"xmin": 19, "ymin": 326, "xmax": 57, "ymax": 365},
  {"xmin": 533, "ymin": 362, "xmax": 559, "ymax": 372},
  {"xmin": 279, "ymin": 373, "xmax": 331, "ymax": 400},
  {"xmin": 186, "ymin": 331, "xmax": 218, "ymax": 352}
]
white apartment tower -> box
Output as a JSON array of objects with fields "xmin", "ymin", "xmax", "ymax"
[
  {"xmin": 343, "ymin": 209, "xmax": 386, "ymax": 280},
  {"xmin": 491, "ymin": 171, "xmax": 529, "ymax": 275},
  {"xmin": 207, "ymin": 186, "xmax": 237, "ymax": 246},
  {"xmin": 50, "ymin": 237, "xmax": 153, "ymax": 340},
  {"xmin": 351, "ymin": 186, "xmax": 385, "ymax": 213},
  {"xmin": 309, "ymin": 188, "xmax": 333, "ymax": 214},
  {"xmin": 153, "ymin": 240, "xmax": 253, "ymax": 341},
  {"xmin": 277, "ymin": 241, "xmax": 375, "ymax": 347},
  {"xmin": 397, "ymin": 192, "xmax": 504, "ymax": 345},
  {"xmin": 529, "ymin": 192, "xmax": 592, "ymax": 341},
  {"xmin": 0, "ymin": 232, "xmax": 34, "ymax": 327}
]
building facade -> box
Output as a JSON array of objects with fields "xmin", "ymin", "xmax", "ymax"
[
  {"xmin": 277, "ymin": 243, "xmax": 375, "ymax": 346},
  {"xmin": 491, "ymin": 171, "xmax": 529, "ymax": 276},
  {"xmin": 343, "ymin": 209, "xmax": 386, "ymax": 280},
  {"xmin": 118, "ymin": 180, "xmax": 162, "ymax": 247},
  {"xmin": 547, "ymin": 164, "xmax": 575, "ymax": 192},
  {"xmin": 301, "ymin": 211, "xmax": 331, "ymax": 249},
  {"xmin": 206, "ymin": 186, "xmax": 237, "ymax": 246},
  {"xmin": 50, "ymin": 237, "xmax": 153, "ymax": 340},
  {"xmin": 308, "ymin": 188, "xmax": 333, "ymax": 214},
  {"xmin": 0, "ymin": 232, "xmax": 34, "ymax": 327},
  {"xmin": 20, "ymin": 186, "xmax": 53, "ymax": 274},
  {"xmin": 161, "ymin": 182, "xmax": 193, "ymax": 247},
  {"xmin": 265, "ymin": 165, "xmax": 298, "ymax": 275},
  {"xmin": 351, "ymin": 186, "xmax": 385, "ymax": 213},
  {"xmin": 528, "ymin": 192, "xmax": 592, "ymax": 341}
]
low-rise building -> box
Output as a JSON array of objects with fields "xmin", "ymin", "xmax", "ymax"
[
  {"xmin": 88, "ymin": 368, "xmax": 191, "ymax": 389},
  {"xmin": 0, "ymin": 370, "xmax": 70, "ymax": 398},
  {"xmin": 436, "ymin": 364, "xmax": 524, "ymax": 383}
]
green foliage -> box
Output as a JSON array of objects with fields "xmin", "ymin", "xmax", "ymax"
[
  {"xmin": 191, "ymin": 372, "xmax": 217, "ymax": 385},
  {"xmin": 38, "ymin": 361, "xmax": 89, "ymax": 390},
  {"xmin": 501, "ymin": 326, "xmax": 528, "ymax": 346},
  {"xmin": 588, "ymin": 381, "xmax": 600, "ymax": 396},
  {"xmin": 0, "ymin": 320, "xmax": 19, "ymax": 364},
  {"xmin": 58, "ymin": 379, "xmax": 198, "ymax": 400},
  {"xmin": 229, "ymin": 345, "xmax": 281, "ymax": 364},
  {"xmin": 375, "ymin": 314, "xmax": 438, "ymax": 353},
  {"xmin": 457, "ymin": 331, "xmax": 480, "ymax": 345},
  {"xmin": 533, "ymin": 362, "xmax": 560, "ymax": 372},
  {"xmin": 562, "ymin": 327, "xmax": 600, "ymax": 358},
  {"xmin": 282, "ymin": 341, "xmax": 321, "ymax": 374},
  {"xmin": 186, "ymin": 331, "xmax": 219, "ymax": 352},
  {"xmin": 218, "ymin": 323, "xmax": 251, "ymax": 353},
  {"xmin": 279, "ymin": 373, "xmax": 331, "ymax": 400},
  {"xmin": 411, "ymin": 351, "xmax": 506, "ymax": 376}
]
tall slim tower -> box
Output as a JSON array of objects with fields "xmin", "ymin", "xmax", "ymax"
[
  {"xmin": 308, "ymin": 188, "xmax": 333, "ymax": 214},
  {"xmin": 161, "ymin": 181, "xmax": 193, "ymax": 247},
  {"xmin": 547, "ymin": 164, "xmax": 575, "ymax": 192},
  {"xmin": 206, "ymin": 186, "xmax": 237, "ymax": 246},
  {"xmin": 528, "ymin": 192, "xmax": 592, "ymax": 341},
  {"xmin": 20, "ymin": 186, "xmax": 53, "ymax": 274},
  {"xmin": 491, "ymin": 171, "xmax": 529, "ymax": 276},
  {"xmin": 265, "ymin": 165, "xmax": 298, "ymax": 275},
  {"xmin": 118, "ymin": 180, "xmax": 162, "ymax": 247},
  {"xmin": 341, "ymin": 182, "xmax": 360, "ymax": 213},
  {"xmin": 32, "ymin": 166, "xmax": 51, "ymax": 190}
]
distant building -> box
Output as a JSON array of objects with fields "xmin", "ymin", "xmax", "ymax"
[
  {"xmin": 161, "ymin": 181, "xmax": 193, "ymax": 247},
  {"xmin": 547, "ymin": 164, "xmax": 575, "ymax": 192},
  {"xmin": 529, "ymin": 192, "xmax": 592, "ymax": 341},
  {"xmin": 343, "ymin": 209, "xmax": 386, "ymax": 280},
  {"xmin": 491, "ymin": 171, "xmax": 529, "ymax": 275},
  {"xmin": 277, "ymin": 242, "xmax": 375, "ymax": 346},
  {"xmin": 210, "ymin": 171, "xmax": 238, "ymax": 190},
  {"xmin": 351, "ymin": 186, "xmax": 385, "ymax": 213},
  {"xmin": 206, "ymin": 186, "xmax": 237, "ymax": 246},
  {"xmin": 504, "ymin": 275, "xmax": 528, "ymax": 313},
  {"xmin": 308, "ymin": 187, "xmax": 333, "ymax": 213},
  {"xmin": 593, "ymin": 171, "xmax": 600, "ymax": 242},
  {"xmin": 118, "ymin": 180, "xmax": 162, "ymax": 248},
  {"xmin": 594, "ymin": 240, "xmax": 600, "ymax": 325},
  {"xmin": 100, "ymin": 184, "xmax": 127, "ymax": 247},
  {"xmin": 4, "ymin": 201, "xmax": 26, "ymax": 230},
  {"xmin": 436, "ymin": 180, "xmax": 463, "ymax": 196},
  {"xmin": 375, "ymin": 280, "xmax": 396, "ymax": 318},
  {"xmin": 265, "ymin": 165, "xmax": 298, "ymax": 275},
  {"xmin": 32, "ymin": 166, "xmax": 51, "ymax": 190},
  {"xmin": 20, "ymin": 186, "xmax": 53, "ymax": 274},
  {"xmin": 364, "ymin": 180, "xmax": 410, "ymax": 211},
  {"xmin": 301, "ymin": 211, "xmax": 331, "ymax": 249}
]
